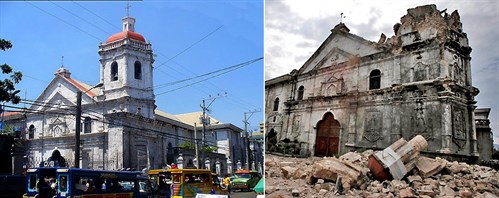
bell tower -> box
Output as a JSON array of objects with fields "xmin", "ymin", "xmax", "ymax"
[{"xmin": 98, "ymin": 14, "xmax": 155, "ymax": 118}]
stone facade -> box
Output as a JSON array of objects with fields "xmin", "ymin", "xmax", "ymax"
[
  {"xmin": 265, "ymin": 5, "xmax": 488, "ymax": 162},
  {"xmin": 475, "ymin": 108, "xmax": 493, "ymax": 161},
  {"xmin": 5, "ymin": 14, "xmax": 245, "ymax": 173}
]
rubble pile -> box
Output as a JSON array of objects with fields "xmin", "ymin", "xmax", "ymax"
[{"xmin": 265, "ymin": 152, "xmax": 499, "ymax": 198}]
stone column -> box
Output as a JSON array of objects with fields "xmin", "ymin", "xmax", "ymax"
[
  {"xmin": 469, "ymin": 104, "xmax": 479, "ymax": 156},
  {"xmin": 439, "ymin": 101, "xmax": 452, "ymax": 153},
  {"xmin": 391, "ymin": 103, "xmax": 402, "ymax": 143},
  {"xmin": 346, "ymin": 114, "xmax": 356, "ymax": 146}
]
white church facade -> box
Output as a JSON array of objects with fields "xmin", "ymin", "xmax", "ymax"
[{"xmin": 6, "ymin": 14, "xmax": 245, "ymax": 172}]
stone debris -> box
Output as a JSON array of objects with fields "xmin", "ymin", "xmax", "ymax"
[
  {"xmin": 415, "ymin": 156, "xmax": 447, "ymax": 178},
  {"xmin": 368, "ymin": 135, "xmax": 428, "ymax": 180},
  {"xmin": 266, "ymin": 151, "xmax": 499, "ymax": 198}
]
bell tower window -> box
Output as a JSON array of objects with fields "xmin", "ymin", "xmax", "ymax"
[
  {"xmin": 111, "ymin": 61, "xmax": 118, "ymax": 81},
  {"xmin": 369, "ymin": 69, "xmax": 381, "ymax": 90},
  {"xmin": 134, "ymin": 61, "xmax": 142, "ymax": 79}
]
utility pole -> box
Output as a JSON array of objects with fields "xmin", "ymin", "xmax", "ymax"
[
  {"xmin": 75, "ymin": 91, "xmax": 82, "ymax": 168},
  {"xmin": 200, "ymin": 93, "xmax": 226, "ymax": 169},
  {"xmin": 75, "ymin": 83, "xmax": 103, "ymax": 168},
  {"xmin": 243, "ymin": 109, "xmax": 260, "ymax": 170},
  {"xmin": 194, "ymin": 123, "xmax": 199, "ymax": 168}
]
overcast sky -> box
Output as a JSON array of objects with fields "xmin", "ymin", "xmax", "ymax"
[{"xmin": 265, "ymin": 0, "xmax": 499, "ymax": 143}]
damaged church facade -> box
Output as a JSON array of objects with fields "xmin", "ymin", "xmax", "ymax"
[{"xmin": 265, "ymin": 5, "xmax": 493, "ymax": 162}]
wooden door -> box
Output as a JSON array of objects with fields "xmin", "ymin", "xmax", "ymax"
[{"xmin": 315, "ymin": 113, "xmax": 340, "ymax": 157}]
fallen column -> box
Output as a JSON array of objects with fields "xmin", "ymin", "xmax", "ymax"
[{"xmin": 368, "ymin": 135, "xmax": 428, "ymax": 180}]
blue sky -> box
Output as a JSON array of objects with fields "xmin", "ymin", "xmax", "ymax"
[{"xmin": 0, "ymin": 1, "xmax": 263, "ymax": 131}]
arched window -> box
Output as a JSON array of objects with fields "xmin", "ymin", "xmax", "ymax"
[
  {"xmin": 134, "ymin": 61, "xmax": 142, "ymax": 80},
  {"xmin": 84, "ymin": 117, "xmax": 92, "ymax": 134},
  {"xmin": 28, "ymin": 124, "xmax": 35, "ymax": 139},
  {"xmin": 297, "ymin": 86, "xmax": 304, "ymax": 100},
  {"xmin": 369, "ymin": 69, "xmax": 381, "ymax": 90},
  {"xmin": 111, "ymin": 61, "xmax": 118, "ymax": 81},
  {"xmin": 273, "ymin": 97, "xmax": 280, "ymax": 111}
]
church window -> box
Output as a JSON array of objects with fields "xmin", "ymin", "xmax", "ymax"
[
  {"xmin": 84, "ymin": 117, "xmax": 92, "ymax": 134},
  {"xmin": 297, "ymin": 86, "xmax": 304, "ymax": 100},
  {"xmin": 369, "ymin": 69, "xmax": 381, "ymax": 90},
  {"xmin": 273, "ymin": 97, "xmax": 280, "ymax": 111},
  {"xmin": 111, "ymin": 61, "xmax": 118, "ymax": 81},
  {"xmin": 134, "ymin": 61, "xmax": 142, "ymax": 79},
  {"xmin": 28, "ymin": 124, "xmax": 35, "ymax": 139}
]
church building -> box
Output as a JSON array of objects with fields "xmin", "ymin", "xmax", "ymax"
[
  {"xmin": 5, "ymin": 14, "xmax": 245, "ymax": 172},
  {"xmin": 265, "ymin": 5, "xmax": 493, "ymax": 162}
]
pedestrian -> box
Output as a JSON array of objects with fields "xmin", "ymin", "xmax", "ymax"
[{"xmin": 223, "ymin": 175, "xmax": 231, "ymax": 194}]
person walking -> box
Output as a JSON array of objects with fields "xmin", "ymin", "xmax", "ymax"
[{"xmin": 223, "ymin": 175, "xmax": 231, "ymax": 195}]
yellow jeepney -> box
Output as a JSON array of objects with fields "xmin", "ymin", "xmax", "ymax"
[{"xmin": 148, "ymin": 168, "xmax": 227, "ymax": 198}]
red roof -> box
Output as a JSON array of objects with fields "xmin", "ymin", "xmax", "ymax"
[
  {"xmin": 106, "ymin": 31, "xmax": 145, "ymax": 44},
  {"xmin": 57, "ymin": 74, "xmax": 98, "ymax": 97}
]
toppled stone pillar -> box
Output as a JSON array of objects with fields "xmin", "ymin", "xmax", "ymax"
[{"xmin": 368, "ymin": 135, "xmax": 428, "ymax": 180}]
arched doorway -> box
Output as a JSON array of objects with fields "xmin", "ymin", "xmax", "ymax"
[{"xmin": 315, "ymin": 112, "xmax": 341, "ymax": 157}]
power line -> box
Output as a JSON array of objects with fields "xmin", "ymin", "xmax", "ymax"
[
  {"xmin": 49, "ymin": 1, "xmax": 113, "ymax": 36},
  {"xmin": 154, "ymin": 57, "xmax": 262, "ymax": 89},
  {"xmin": 25, "ymin": 1, "xmax": 103, "ymax": 42},
  {"xmin": 154, "ymin": 25, "xmax": 224, "ymax": 70},
  {"xmin": 156, "ymin": 57, "xmax": 262, "ymax": 96},
  {"xmin": 72, "ymin": 1, "xmax": 122, "ymax": 31}
]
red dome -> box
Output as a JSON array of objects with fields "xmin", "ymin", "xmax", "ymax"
[{"xmin": 106, "ymin": 31, "xmax": 145, "ymax": 43}]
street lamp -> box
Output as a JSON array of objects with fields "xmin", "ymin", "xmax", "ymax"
[{"xmin": 75, "ymin": 82, "xmax": 103, "ymax": 168}]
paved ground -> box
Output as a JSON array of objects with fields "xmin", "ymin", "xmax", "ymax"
[{"xmin": 229, "ymin": 190, "xmax": 258, "ymax": 198}]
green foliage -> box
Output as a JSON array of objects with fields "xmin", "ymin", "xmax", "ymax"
[
  {"xmin": 178, "ymin": 141, "xmax": 218, "ymax": 153},
  {"xmin": 0, "ymin": 38, "xmax": 23, "ymax": 104},
  {"xmin": 179, "ymin": 141, "xmax": 195, "ymax": 149}
]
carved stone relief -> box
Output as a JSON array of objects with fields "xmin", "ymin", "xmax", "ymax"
[
  {"xmin": 411, "ymin": 99, "xmax": 433, "ymax": 140},
  {"xmin": 321, "ymin": 74, "xmax": 345, "ymax": 97},
  {"xmin": 364, "ymin": 109, "xmax": 383, "ymax": 142},
  {"xmin": 452, "ymin": 107, "xmax": 467, "ymax": 148},
  {"xmin": 290, "ymin": 114, "xmax": 302, "ymax": 140},
  {"xmin": 49, "ymin": 116, "xmax": 68, "ymax": 137},
  {"xmin": 414, "ymin": 62, "xmax": 429, "ymax": 82}
]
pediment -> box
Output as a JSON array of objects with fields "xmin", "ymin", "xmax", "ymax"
[
  {"xmin": 41, "ymin": 92, "xmax": 75, "ymax": 112},
  {"xmin": 31, "ymin": 76, "xmax": 77, "ymax": 111},
  {"xmin": 315, "ymin": 48, "xmax": 353, "ymax": 70},
  {"xmin": 297, "ymin": 30, "xmax": 383, "ymax": 75}
]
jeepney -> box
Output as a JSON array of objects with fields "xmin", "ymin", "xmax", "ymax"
[
  {"xmin": 148, "ymin": 168, "xmax": 227, "ymax": 198},
  {"xmin": 231, "ymin": 170, "xmax": 261, "ymax": 191}
]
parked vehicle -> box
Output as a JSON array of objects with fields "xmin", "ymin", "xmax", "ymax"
[
  {"xmin": 24, "ymin": 167, "xmax": 149, "ymax": 198},
  {"xmin": 231, "ymin": 170, "xmax": 261, "ymax": 191},
  {"xmin": 148, "ymin": 168, "xmax": 227, "ymax": 198}
]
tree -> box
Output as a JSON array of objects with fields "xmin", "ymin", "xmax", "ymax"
[{"xmin": 0, "ymin": 38, "xmax": 23, "ymax": 104}]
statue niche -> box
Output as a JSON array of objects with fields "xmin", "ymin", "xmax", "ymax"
[
  {"xmin": 49, "ymin": 116, "xmax": 68, "ymax": 137},
  {"xmin": 363, "ymin": 110, "xmax": 383, "ymax": 142},
  {"xmin": 321, "ymin": 74, "xmax": 345, "ymax": 97},
  {"xmin": 452, "ymin": 107, "xmax": 467, "ymax": 148},
  {"xmin": 411, "ymin": 99, "xmax": 433, "ymax": 140}
]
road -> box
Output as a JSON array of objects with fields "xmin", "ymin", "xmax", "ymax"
[{"xmin": 229, "ymin": 191, "xmax": 258, "ymax": 198}]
